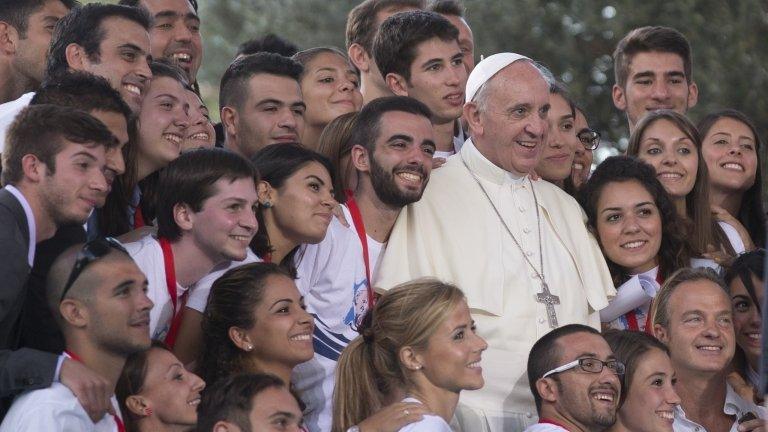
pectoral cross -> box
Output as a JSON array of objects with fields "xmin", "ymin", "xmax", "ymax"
[{"xmin": 536, "ymin": 282, "xmax": 560, "ymax": 328}]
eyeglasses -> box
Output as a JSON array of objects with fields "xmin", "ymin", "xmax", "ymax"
[
  {"xmin": 60, "ymin": 237, "xmax": 128, "ymax": 303},
  {"xmin": 577, "ymin": 129, "xmax": 601, "ymax": 150},
  {"xmin": 542, "ymin": 357, "xmax": 625, "ymax": 378}
]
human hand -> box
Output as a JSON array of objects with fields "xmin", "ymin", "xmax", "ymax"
[
  {"xmin": 702, "ymin": 244, "xmax": 732, "ymax": 267},
  {"xmin": 357, "ymin": 401, "xmax": 430, "ymax": 432},
  {"xmin": 432, "ymin": 157, "xmax": 447, "ymax": 169},
  {"xmin": 333, "ymin": 203, "xmax": 350, "ymax": 227},
  {"xmin": 59, "ymin": 358, "xmax": 113, "ymax": 423},
  {"xmin": 737, "ymin": 416, "xmax": 765, "ymax": 432},
  {"xmin": 728, "ymin": 371, "xmax": 757, "ymax": 404},
  {"xmin": 712, "ymin": 205, "xmax": 755, "ymax": 251}
]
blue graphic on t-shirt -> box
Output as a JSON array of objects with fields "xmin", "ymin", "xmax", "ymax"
[{"xmin": 344, "ymin": 279, "xmax": 369, "ymax": 327}]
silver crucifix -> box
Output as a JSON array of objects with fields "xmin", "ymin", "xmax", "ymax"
[{"xmin": 536, "ymin": 282, "xmax": 560, "ymax": 328}]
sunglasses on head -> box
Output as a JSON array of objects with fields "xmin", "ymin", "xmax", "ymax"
[
  {"xmin": 60, "ymin": 237, "xmax": 128, "ymax": 303},
  {"xmin": 577, "ymin": 129, "xmax": 601, "ymax": 150}
]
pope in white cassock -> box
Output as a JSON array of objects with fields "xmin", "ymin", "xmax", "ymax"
[{"xmin": 375, "ymin": 53, "xmax": 616, "ymax": 432}]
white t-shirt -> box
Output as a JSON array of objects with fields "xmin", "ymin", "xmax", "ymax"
[
  {"xmin": 0, "ymin": 92, "xmax": 34, "ymax": 153},
  {"xmin": 397, "ymin": 398, "xmax": 452, "ymax": 432},
  {"xmin": 0, "ymin": 383, "xmax": 121, "ymax": 432},
  {"xmin": 292, "ymin": 204, "xmax": 383, "ymax": 432},
  {"xmin": 124, "ymin": 235, "xmax": 189, "ymax": 340},
  {"xmin": 186, "ymin": 248, "xmax": 262, "ymax": 312},
  {"xmin": 522, "ymin": 422, "xmax": 570, "ymax": 432}
]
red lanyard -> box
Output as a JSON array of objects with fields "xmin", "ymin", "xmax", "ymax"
[
  {"xmin": 64, "ymin": 351, "xmax": 125, "ymax": 432},
  {"xmin": 133, "ymin": 205, "xmax": 145, "ymax": 229},
  {"xmin": 625, "ymin": 271, "xmax": 664, "ymax": 334},
  {"xmin": 345, "ymin": 191, "xmax": 375, "ymax": 310},
  {"xmin": 159, "ymin": 237, "xmax": 187, "ymax": 348}
]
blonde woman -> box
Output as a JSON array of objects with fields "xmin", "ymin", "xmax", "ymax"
[{"xmin": 333, "ymin": 279, "xmax": 487, "ymax": 432}]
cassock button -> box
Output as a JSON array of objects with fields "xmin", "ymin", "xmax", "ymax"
[
  {"xmin": 526, "ymin": 412, "xmax": 533, "ymax": 418},
  {"xmin": 538, "ymin": 318, "xmax": 545, "ymax": 324},
  {"xmin": 518, "ymin": 206, "xmax": 526, "ymax": 212},
  {"xmin": 523, "ymin": 227, "xmax": 531, "ymax": 234}
]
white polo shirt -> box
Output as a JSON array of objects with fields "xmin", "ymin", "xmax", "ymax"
[{"xmin": 673, "ymin": 384, "xmax": 765, "ymax": 432}]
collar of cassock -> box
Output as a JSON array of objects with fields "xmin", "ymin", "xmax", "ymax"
[{"xmin": 460, "ymin": 138, "xmax": 529, "ymax": 188}]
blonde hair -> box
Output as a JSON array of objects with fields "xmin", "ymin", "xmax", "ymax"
[{"xmin": 331, "ymin": 279, "xmax": 465, "ymax": 432}]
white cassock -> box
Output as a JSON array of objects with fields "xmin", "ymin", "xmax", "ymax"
[{"xmin": 375, "ymin": 139, "xmax": 615, "ymax": 432}]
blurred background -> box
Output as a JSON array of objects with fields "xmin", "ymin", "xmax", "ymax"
[{"xmin": 87, "ymin": 0, "xmax": 768, "ymax": 169}]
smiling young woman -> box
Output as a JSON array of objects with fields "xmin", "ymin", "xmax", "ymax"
[
  {"xmin": 333, "ymin": 279, "xmax": 487, "ymax": 432},
  {"xmin": 626, "ymin": 110, "xmax": 745, "ymax": 267},
  {"xmin": 579, "ymin": 156, "xmax": 690, "ymax": 332}
]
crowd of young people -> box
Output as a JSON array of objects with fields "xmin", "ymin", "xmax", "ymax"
[{"xmin": 0, "ymin": 0, "xmax": 765, "ymax": 431}]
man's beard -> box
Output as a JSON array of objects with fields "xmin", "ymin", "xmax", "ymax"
[{"xmin": 369, "ymin": 155, "xmax": 426, "ymax": 209}]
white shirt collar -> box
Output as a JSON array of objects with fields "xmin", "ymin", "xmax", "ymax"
[
  {"xmin": 4, "ymin": 185, "xmax": 36, "ymax": 266},
  {"xmin": 460, "ymin": 138, "xmax": 527, "ymax": 186}
]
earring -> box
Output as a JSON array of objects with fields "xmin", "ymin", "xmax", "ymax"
[
  {"xmin": 245, "ymin": 344, "xmax": 253, "ymax": 351},
  {"xmin": 145, "ymin": 407, "xmax": 153, "ymax": 416},
  {"xmin": 261, "ymin": 201, "xmax": 272, "ymax": 209}
]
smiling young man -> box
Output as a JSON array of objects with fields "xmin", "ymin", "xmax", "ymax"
[
  {"xmin": 118, "ymin": 0, "xmax": 203, "ymax": 86},
  {"xmin": 373, "ymin": 10, "xmax": 467, "ymax": 159},
  {"xmin": 124, "ymin": 148, "xmax": 259, "ymax": 346},
  {"xmin": 652, "ymin": 268, "xmax": 766, "ymax": 432},
  {"xmin": 293, "ymin": 96, "xmax": 435, "ymax": 431},
  {"xmin": 0, "ymin": 239, "xmax": 153, "ymax": 431},
  {"xmin": 525, "ymin": 324, "xmax": 622, "ymax": 432},
  {"xmin": 612, "ymin": 26, "xmax": 698, "ymax": 133},
  {"xmin": 219, "ymin": 52, "xmax": 306, "ymax": 159},
  {"xmin": 0, "ymin": 4, "xmax": 152, "ymax": 152},
  {"xmin": 0, "ymin": 0, "xmax": 75, "ymax": 104},
  {"xmin": 0, "ymin": 104, "xmax": 117, "ymax": 420}
]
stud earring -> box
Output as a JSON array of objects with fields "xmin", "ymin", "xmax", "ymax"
[
  {"xmin": 245, "ymin": 344, "xmax": 253, "ymax": 351},
  {"xmin": 261, "ymin": 201, "xmax": 272, "ymax": 208}
]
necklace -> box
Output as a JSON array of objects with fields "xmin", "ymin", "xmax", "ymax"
[{"xmin": 460, "ymin": 156, "xmax": 560, "ymax": 328}]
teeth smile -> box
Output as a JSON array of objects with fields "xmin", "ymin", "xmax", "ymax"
[
  {"xmin": 593, "ymin": 393, "xmax": 614, "ymax": 402},
  {"xmin": 517, "ymin": 141, "xmax": 536, "ymax": 148},
  {"xmin": 573, "ymin": 163, "xmax": 584, "ymax": 170},
  {"xmin": 722, "ymin": 163, "xmax": 744, "ymax": 171},
  {"xmin": 172, "ymin": 53, "xmax": 191, "ymax": 62},
  {"xmin": 190, "ymin": 132, "xmax": 210, "ymax": 141},
  {"xmin": 621, "ymin": 241, "xmax": 646, "ymax": 249},
  {"xmin": 698, "ymin": 346, "xmax": 721, "ymax": 351},
  {"xmin": 467, "ymin": 361, "xmax": 481, "ymax": 368},
  {"xmin": 658, "ymin": 173, "xmax": 682, "ymax": 179},
  {"xmin": 230, "ymin": 235, "xmax": 250, "ymax": 241},
  {"xmin": 164, "ymin": 134, "xmax": 182, "ymax": 144},
  {"xmin": 290, "ymin": 334, "xmax": 311, "ymax": 341},
  {"xmin": 124, "ymin": 84, "xmax": 141, "ymax": 95},
  {"xmin": 397, "ymin": 172, "xmax": 421, "ymax": 182},
  {"xmin": 657, "ymin": 411, "xmax": 674, "ymax": 420},
  {"xmin": 747, "ymin": 333, "xmax": 761, "ymax": 340}
]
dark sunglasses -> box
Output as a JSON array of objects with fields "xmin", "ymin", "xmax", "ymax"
[
  {"xmin": 60, "ymin": 237, "xmax": 128, "ymax": 303},
  {"xmin": 577, "ymin": 129, "xmax": 601, "ymax": 150}
]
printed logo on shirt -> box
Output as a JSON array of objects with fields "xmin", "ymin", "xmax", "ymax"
[{"xmin": 344, "ymin": 279, "xmax": 369, "ymax": 328}]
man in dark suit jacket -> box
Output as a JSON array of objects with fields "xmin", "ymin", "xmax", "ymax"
[{"xmin": 0, "ymin": 105, "xmax": 117, "ymax": 420}]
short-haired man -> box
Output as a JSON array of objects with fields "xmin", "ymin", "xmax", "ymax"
[
  {"xmin": 0, "ymin": 239, "xmax": 153, "ymax": 431},
  {"xmin": 235, "ymin": 33, "xmax": 299, "ymax": 59},
  {"xmin": 292, "ymin": 96, "xmax": 435, "ymax": 431},
  {"xmin": 427, "ymin": 0, "xmax": 474, "ymax": 72},
  {"xmin": 219, "ymin": 52, "xmax": 306, "ymax": 158},
  {"xmin": 377, "ymin": 53, "xmax": 614, "ymax": 431},
  {"xmin": 374, "ymin": 10, "xmax": 467, "ymax": 158},
  {"xmin": 118, "ymin": 0, "xmax": 203, "ymax": 85},
  {"xmin": 196, "ymin": 373, "xmax": 304, "ymax": 432},
  {"xmin": 0, "ymin": 0, "xmax": 76, "ymax": 104},
  {"xmin": 0, "ymin": 4, "xmax": 152, "ymax": 153},
  {"xmin": 21, "ymin": 72, "xmax": 133, "ymax": 355},
  {"xmin": 612, "ymin": 26, "xmax": 698, "ymax": 132},
  {"xmin": 345, "ymin": 0, "xmax": 424, "ymax": 105},
  {"xmin": 124, "ymin": 148, "xmax": 259, "ymax": 346},
  {"xmin": 524, "ymin": 324, "xmax": 622, "ymax": 432},
  {"xmin": 0, "ymin": 104, "xmax": 117, "ymax": 420},
  {"xmin": 653, "ymin": 268, "xmax": 766, "ymax": 432}
]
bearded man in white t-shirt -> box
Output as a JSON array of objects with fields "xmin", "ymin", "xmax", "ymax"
[
  {"xmin": 293, "ymin": 96, "xmax": 435, "ymax": 431},
  {"xmin": 123, "ymin": 148, "xmax": 259, "ymax": 347},
  {"xmin": 1, "ymin": 239, "xmax": 152, "ymax": 431}
]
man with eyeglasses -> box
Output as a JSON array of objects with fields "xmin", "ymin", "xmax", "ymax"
[
  {"xmin": 0, "ymin": 238, "xmax": 153, "ymax": 431},
  {"xmin": 525, "ymin": 324, "xmax": 622, "ymax": 432},
  {"xmin": 0, "ymin": 105, "xmax": 118, "ymax": 421}
]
